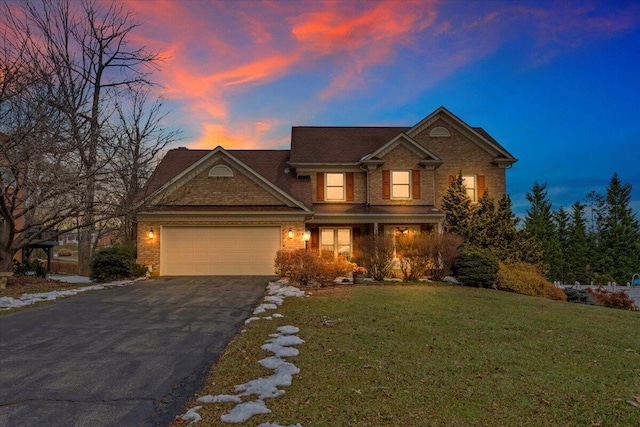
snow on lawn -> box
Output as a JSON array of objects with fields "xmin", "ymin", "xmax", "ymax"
[
  {"xmin": 0, "ymin": 277, "xmax": 141, "ymax": 311},
  {"xmin": 182, "ymin": 279, "xmax": 306, "ymax": 426}
]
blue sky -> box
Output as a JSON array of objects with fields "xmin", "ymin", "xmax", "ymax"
[{"xmin": 124, "ymin": 0, "xmax": 640, "ymax": 216}]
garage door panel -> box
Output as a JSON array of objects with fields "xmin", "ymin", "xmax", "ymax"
[{"xmin": 161, "ymin": 226, "xmax": 281, "ymax": 276}]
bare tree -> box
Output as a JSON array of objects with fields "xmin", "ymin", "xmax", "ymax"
[
  {"xmin": 16, "ymin": 0, "xmax": 160, "ymax": 274},
  {"xmin": 107, "ymin": 88, "xmax": 178, "ymax": 246}
]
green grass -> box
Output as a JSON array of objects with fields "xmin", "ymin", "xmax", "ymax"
[{"xmin": 180, "ymin": 285, "xmax": 640, "ymax": 427}]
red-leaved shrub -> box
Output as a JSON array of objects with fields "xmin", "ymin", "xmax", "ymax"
[{"xmin": 586, "ymin": 286, "xmax": 637, "ymax": 310}]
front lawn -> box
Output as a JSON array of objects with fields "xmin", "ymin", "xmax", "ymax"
[{"xmin": 179, "ymin": 285, "xmax": 640, "ymax": 426}]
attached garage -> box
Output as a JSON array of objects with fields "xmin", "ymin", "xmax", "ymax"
[{"xmin": 160, "ymin": 226, "xmax": 282, "ymax": 276}]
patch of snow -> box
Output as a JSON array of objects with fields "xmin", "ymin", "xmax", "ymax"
[
  {"xmin": 220, "ymin": 399, "xmax": 271, "ymax": 423},
  {"xmin": 181, "ymin": 406, "xmax": 202, "ymax": 422},
  {"xmin": 264, "ymin": 295, "xmax": 284, "ymax": 305},
  {"xmin": 47, "ymin": 274, "xmax": 92, "ymax": 283},
  {"xmin": 0, "ymin": 279, "xmax": 134, "ymax": 311},
  {"xmin": 267, "ymin": 335, "xmax": 305, "ymax": 347},
  {"xmin": 254, "ymin": 303, "xmax": 278, "ymax": 314},
  {"xmin": 277, "ymin": 325, "xmax": 299, "ymax": 335},
  {"xmin": 257, "ymin": 424, "xmax": 302, "ymax": 427},
  {"xmin": 443, "ymin": 276, "xmax": 460, "ymax": 284},
  {"xmin": 208, "ymin": 281, "xmax": 306, "ymax": 425},
  {"xmin": 261, "ymin": 343, "xmax": 299, "ymax": 358},
  {"xmin": 197, "ymin": 394, "xmax": 242, "ymax": 403}
]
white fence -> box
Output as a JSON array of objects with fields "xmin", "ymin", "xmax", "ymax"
[{"xmin": 556, "ymin": 283, "xmax": 640, "ymax": 307}]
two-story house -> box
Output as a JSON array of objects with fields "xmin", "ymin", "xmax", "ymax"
[{"xmin": 137, "ymin": 107, "xmax": 516, "ymax": 276}]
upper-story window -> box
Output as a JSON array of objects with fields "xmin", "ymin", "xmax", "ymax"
[
  {"xmin": 383, "ymin": 170, "xmax": 420, "ymax": 200},
  {"xmin": 462, "ymin": 175, "xmax": 477, "ymax": 202},
  {"xmin": 325, "ymin": 173, "xmax": 345, "ymax": 201},
  {"xmin": 391, "ymin": 170, "xmax": 411, "ymax": 199}
]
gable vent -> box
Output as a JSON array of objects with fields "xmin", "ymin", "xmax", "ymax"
[
  {"xmin": 429, "ymin": 126, "xmax": 451, "ymax": 137},
  {"xmin": 208, "ymin": 165, "xmax": 234, "ymax": 178}
]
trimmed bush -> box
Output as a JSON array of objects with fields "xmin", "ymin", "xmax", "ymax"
[
  {"xmin": 496, "ymin": 261, "xmax": 567, "ymax": 301},
  {"xmin": 563, "ymin": 287, "xmax": 597, "ymax": 305},
  {"xmin": 90, "ymin": 245, "xmax": 146, "ymax": 282},
  {"xmin": 57, "ymin": 248, "xmax": 73, "ymax": 257},
  {"xmin": 452, "ymin": 246, "xmax": 499, "ymax": 288}
]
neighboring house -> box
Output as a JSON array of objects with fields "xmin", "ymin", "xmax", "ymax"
[
  {"xmin": 137, "ymin": 107, "xmax": 517, "ymax": 276},
  {"xmin": 58, "ymin": 229, "xmax": 119, "ymax": 248}
]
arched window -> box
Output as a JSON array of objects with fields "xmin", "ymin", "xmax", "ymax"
[
  {"xmin": 208, "ymin": 165, "xmax": 234, "ymax": 178},
  {"xmin": 429, "ymin": 126, "xmax": 450, "ymax": 137}
]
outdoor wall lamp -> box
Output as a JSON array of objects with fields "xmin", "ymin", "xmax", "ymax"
[
  {"xmin": 288, "ymin": 228, "xmax": 294, "ymax": 239},
  {"xmin": 148, "ymin": 228, "xmax": 154, "ymax": 239},
  {"xmin": 303, "ymin": 230, "xmax": 311, "ymax": 242}
]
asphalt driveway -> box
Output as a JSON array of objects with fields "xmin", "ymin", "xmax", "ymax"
[{"xmin": 0, "ymin": 276, "xmax": 270, "ymax": 426}]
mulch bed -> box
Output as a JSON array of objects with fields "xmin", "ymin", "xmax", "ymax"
[{"xmin": 1, "ymin": 276, "xmax": 81, "ymax": 299}]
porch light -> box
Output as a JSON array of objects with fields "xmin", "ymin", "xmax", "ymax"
[
  {"xmin": 148, "ymin": 228, "xmax": 154, "ymax": 239},
  {"xmin": 303, "ymin": 230, "xmax": 311, "ymax": 242},
  {"xmin": 288, "ymin": 228, "xmax": 294, "ymax": 239}
]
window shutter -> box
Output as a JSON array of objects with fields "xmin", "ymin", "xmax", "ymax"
[
  {"xmin": 382, "ymin": 170, "xmax": 390, "ymax": 199},
  {"xmin": 477, "ymin": 175, "xmax": 486, "ymax": 198},
  {"xmin": 412, "ymin": 170, "xmax": 421, "ymax": 199},
  {"xmin": 346, "ymin": 172, "xmax": 354, "ymax": 201},
  {"xmin": 316, "ymin": 172, "xmax": 324, "ymax": 201}
]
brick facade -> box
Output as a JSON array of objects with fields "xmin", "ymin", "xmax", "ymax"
[{"xmin": 138, "ymin": 107, "xmax": 515, "ymax": 276}]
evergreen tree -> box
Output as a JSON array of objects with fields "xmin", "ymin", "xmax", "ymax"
[
  {"xmin": 597, "ymin": 173, "xmax": 640, "ymax": 284},
  {"xmin": 524, "ymin": 182, "xmax": 563, "ymax": 280},
  {"xmin": 566, "ymin": 202, "xmax": 591, "ymax": 285},
  {"xmin": 493, "ymin": 194, "xmax": 541, "ymax": 263},
  {"xmin": 468, "ymin": 189, "xmax": 496, "ymax": 248},
  {"xmin": 442, "ymin": 172, "xmax": 472, "ymax": 238},
  {"xmin": 553, "ymin": 206, "xmax": 571, "ymax": 284}
]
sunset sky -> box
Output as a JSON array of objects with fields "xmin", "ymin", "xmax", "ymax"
[{"xmin": 122, "ymin": 0, "xmax": 639, "ymax": 215}]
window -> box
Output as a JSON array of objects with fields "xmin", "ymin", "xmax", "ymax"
[
  {"xmin": 320, "ymin": 228, "xmax": 351, "ymax": 259},
  {"xmin": 462, "ymin": 175, "xmax": 477, "ymax": 202},
  {"xmin": 391, "ymin": 170, "xmax": 411, "ymax": 199},
  {"xmin": 209, "ymin": 165, "xmax": 234, "ymax": 178},
  {"xmin": 325, "ymin": 173, "xmax": 345, "ymax": 201}
]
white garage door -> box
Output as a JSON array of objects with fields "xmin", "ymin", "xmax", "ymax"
[{"xmin": 161, "ymin": 226, "xmax": 281, "ymax": 276}]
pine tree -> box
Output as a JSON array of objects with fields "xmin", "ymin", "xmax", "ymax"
[
  {"xmin": 566, "ymin": 202, "xmax": 591, "ymax": 285},
  {"xmin": 442, "ymin": 172, "xmax": 472, "ymax": 238},
  {"xmin": 468, "ymin": 189, "xmax": 496, "ymax": 249},
  {"xmin": 493, "ymin": 194, "xmax": 541, "ymax": 263},
  {"xmin": 524, "ymin": 182, "xmax": 563, "ymax": 280},
  {"xmin": 597, "ymin": 173, "xmax": 640, "ymax": 284},
  {"xmin": 553, "ymin": 206, "xmax": 571, "ymax": 284}
]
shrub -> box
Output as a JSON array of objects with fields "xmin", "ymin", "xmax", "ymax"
[
  {"xmin": 429, "ymin": 232, "xmax": 464, "ymax": 281},
  {"xmin": 586, "ymin": 286, "xmax": 637, "ymax": 310},
  {"xmin": 275, "ymin": 249, "xmax": 322, "ymax": 286},
  {"xmin": 57, "ymin": 248, "xmax": 73, "ymax": 257},
  {"xmin": 452, "ymin": 246, "xmax": 499, "ymax": 288},
  {"xmin": 496, "ymin": 262, "xmax": 567, "ymax": 301},
  {"xmin": 275, "ymin": 249, "xmax": 350, "ymax": 287},
  {"xmin": 90, "ymin": 245, "xmax": 146, "ymax": 282},
  {"xmin": 563, "ymin": 287, "xmax": 597, "ymax": 305},
  {"xmin": 13, "ymin": 258, "xmax": 47, "ymax": 278},
  {"xmin": 353, "ymin": 234, "xmax": 395, "ymax": 281},
  {"xmin": 396, "ymin": 234, "xmax": 431, "ymax": 281}
]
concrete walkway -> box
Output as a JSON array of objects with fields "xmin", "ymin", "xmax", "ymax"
[{"xmin": 0, "ymin": 276, "xmax": 270, "ymax": 426}]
